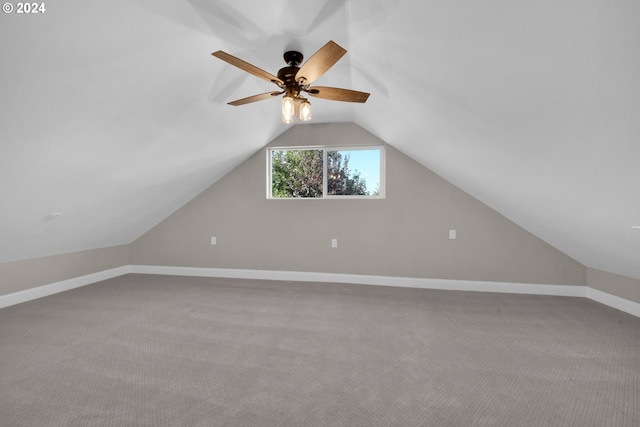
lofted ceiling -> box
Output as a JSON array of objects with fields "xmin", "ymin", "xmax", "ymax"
[{"xmin": 1, "ymin": 0, "xmax": 639, "ymax": 280}]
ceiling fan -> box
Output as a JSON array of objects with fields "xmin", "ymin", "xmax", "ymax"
[{"xmin": 211, "ymin": 40, "xmax": 370, "ymax": 123}]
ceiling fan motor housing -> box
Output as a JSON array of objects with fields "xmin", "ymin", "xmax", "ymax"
[
  {"xmin": 278, "ymin": 65, "xmax": 302, "ymax": 96},
  {"xmin": 280, "ymin": 51, "xmax": 306, "ymax": 96}
]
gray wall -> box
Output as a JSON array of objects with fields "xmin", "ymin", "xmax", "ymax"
[
  {"xmin": 131, "ymin": 123, "xmax": 585, "ymax": 286},
  {"xmin": 6, "ymin": 124, "xmax": 640, "ymax": 304},
  {"xmin": 587, "ymin": 268, "xmax": 640, "ymax": 304},
  {"xmin": 0, "ymin": 245, "xmax": 130, "ymax": 296}
]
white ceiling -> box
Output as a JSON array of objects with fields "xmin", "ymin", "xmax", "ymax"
[{"xmin": 1, "ymin": 0, "xmax": 639, "ymax": 280}]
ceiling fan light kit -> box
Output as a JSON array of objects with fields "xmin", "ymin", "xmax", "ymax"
[{"xmin": 212, "ymin": 41, "xmax": 369, "ymax": 124}]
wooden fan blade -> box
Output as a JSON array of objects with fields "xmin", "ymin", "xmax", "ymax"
[
  {"xmin": 228, "ymin": 91, "xmax": 283, "ymax": 106},
  {"xmin": 307, "ymin": 86, "xmax": 370, "ymax": 103},
  {"xmin": 295, "ymin": 41, "xmax": 346, "ymax": 85},
  {"xmin": 212, "ymin": 51, "xmax": 284, "ymax": 86}
]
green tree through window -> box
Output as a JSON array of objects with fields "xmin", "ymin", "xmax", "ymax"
[
  {"xmin": 270, "ymin": 147, "xmax": 382, "ymax": 198},
  {"xmin": 327, "ymin": 151, "xmax": 368, "ymax": 195},
  {"xmin": 271, "ymin": 149, "xmax": 323, "ymax": 197}
]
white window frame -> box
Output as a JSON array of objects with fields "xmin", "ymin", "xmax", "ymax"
[{"xmin": 267, "ymin": 145, "xmax": 385, "ymax": 199}]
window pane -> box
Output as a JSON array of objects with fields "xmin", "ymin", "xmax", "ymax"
[
  {"xmin": 327, "ymin": 149, "xmax": 381, "ymax": 196},
  {"xmin": 271, "ymin": 149, "xmax": 323, "ymax": 198}
]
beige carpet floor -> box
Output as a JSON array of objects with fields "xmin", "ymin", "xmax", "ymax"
[{"xmin": 0, "ymin": 274, "xmax": 638, "ymax": 426}]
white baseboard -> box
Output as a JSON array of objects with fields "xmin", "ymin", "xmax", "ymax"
[
  {"xmin": 131, "ymin": 265, "xmax": 640, "ymax": 317},
  {"xmin": 129, "ymin": 265, "xmax": 586, "ymax": 297},
  {"xmin": 586, "ymin": 287, "xmax": 640, "ymax": 318},
  {"xmin": 0, "ymin": 265, "xmax": 131, "ymax": 309},
  {"xmin": 2, "ymin": 265, "xmax": 638, "ymax": 319}
]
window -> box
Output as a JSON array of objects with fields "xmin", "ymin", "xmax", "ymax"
[{"xmin": 268, "ymin": 146, "xmax": 384, "ymax": 199}]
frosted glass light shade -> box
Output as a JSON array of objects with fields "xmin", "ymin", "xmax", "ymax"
[
  {"xmin": 299, "ymin": 100, "xmax": 312, "ymax": 121},
  {"xmin": 282, "ymin": 96, "xmax": 295, "ymax": 123}
]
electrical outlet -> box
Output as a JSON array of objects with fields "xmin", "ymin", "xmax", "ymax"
[
  {"xmin": 211, "ymin": 236, "xmax": 216, "ymax": 245},
  {"xmin": 331, "ymin": 238, "xmax": 338, "ymax": 248},
  {"xmin": 449, "ymin": 230, "xmax": 456, "ymax": 240}
]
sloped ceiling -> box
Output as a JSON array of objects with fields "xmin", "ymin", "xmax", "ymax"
[{"xmin": 1, "ymin": 0, "xmax": 639, "ymax": 280}]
